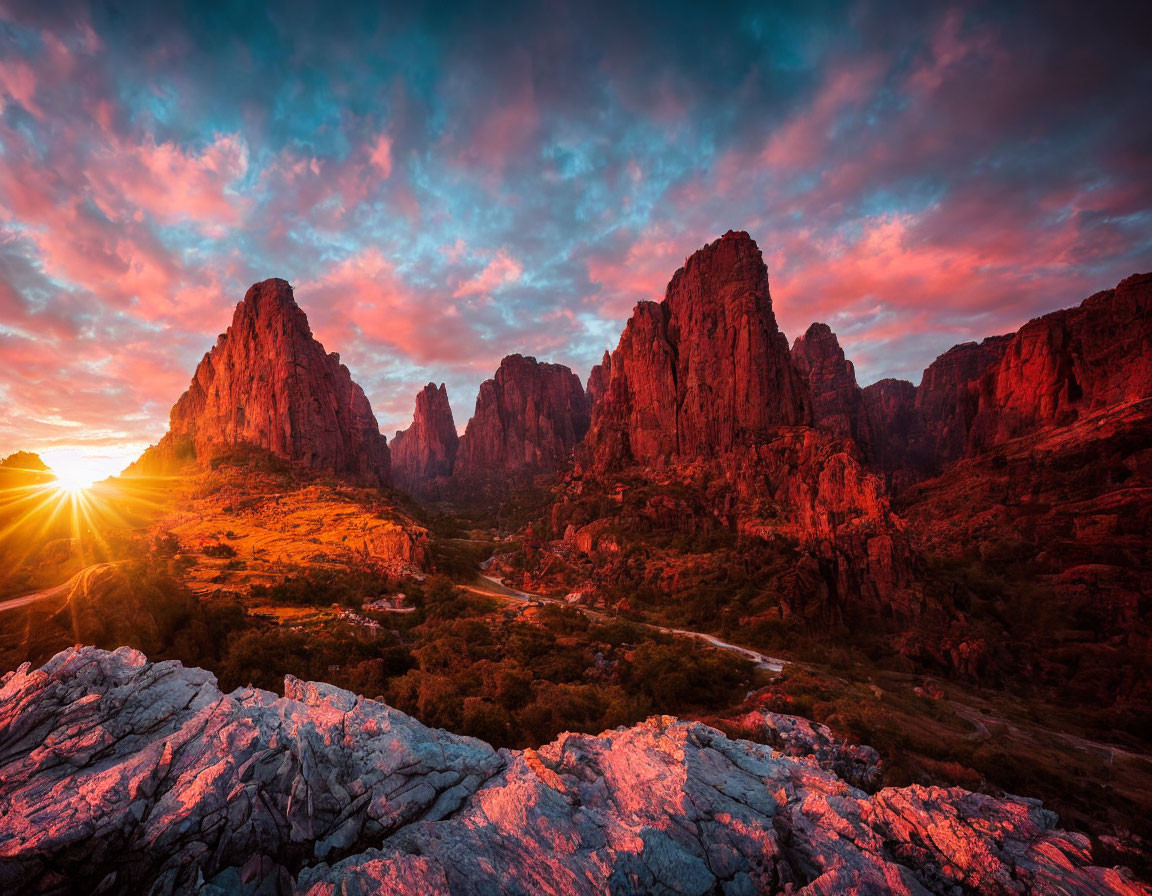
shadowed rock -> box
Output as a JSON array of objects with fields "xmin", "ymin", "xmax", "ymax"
[
  {"xmin": 582, "ymin": 231, "xmax": 811, "ymax": 472},
  {"xmin": 392, "ymin": 383, "xmax": 459, "ymax": 495},
  {"xmin": 792, "ymin": 322, "xmax": 875, "ymax": 461}
]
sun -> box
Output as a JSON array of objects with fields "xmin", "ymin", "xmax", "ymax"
[
  {"xmin": 53, "ymin": 469, "xmax": 94, "ymax": 494},
  {"xmin": 40, "ymin": 452, "xmax": 110, "ymax": 493}
]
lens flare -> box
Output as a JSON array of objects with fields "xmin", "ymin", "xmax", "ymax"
[{"xmin": 38, "ymin": 452, "xmax": 115, "ymax": 492}]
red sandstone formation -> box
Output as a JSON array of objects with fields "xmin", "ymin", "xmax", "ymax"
[
  {"xmin": 391, "ymin": 383, "xmax": 459, "ymax": 494},
  {"xmin": 582, "ymin": 231, "xmax": 810, "ymax": 472},
  {"xmin": 861, "ymin": 378, "xmax": 920, "ymax": 488},
  {"xmin": 866, "ymin": 272, "xmax": 1152, "ymax": 489},
  {"xmin": 585, "ymin": 350, "xmax": 612, "ymax": 410},
  {"xmin": 453, "ymin": 354, "xmax": 589, "ymax": 482},
  {"xmin": 131, "ymin": 279, "xmax": 390, "ymax": 485},
  {"xmin": 861, "ymin": 337, "xmax": 1011, "ymax": 486},
  {"xmin": 533, "ymin": 233, "xmax": 919, "ymax": 623},
  {"xmin": 791, "ymin": 322, "xmax": 875, "ymax": 460},
  {"xmin": 914, "ymin": 335, "xmax": 1013, "ymax": 467},
  {"xmin": 968, "ymin": 272, "xmax": 1152, "ymax": 452}
]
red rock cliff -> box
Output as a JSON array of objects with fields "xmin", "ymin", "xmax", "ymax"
[
  {"xmin": 133, "ymin": 279, "xmax": 391, "ymax": 485},
  {"xmin": 583, "ymin": 231, "xmax": 810, "ymax": 471},
  {"xmin": 791, "ymin": 322, "xmax": 875, "ymax": 460},
  {"xmin": 915, "ymin": 335, "xmax": 1013, "ymax": 465},
  {"xmin": 863, "ymin": 336, "xmax": 1010, "ymax": 488},
  {"xmin": 453, "ymin": 354, "xmax": 590, "ymax": 481},
  {"xmin": 861, "ymin": 378, "xmax": 921, "ymax": 488},
  {"xmin": 968, "ymin": 272, "xmax": 1152, "ymax": 451},
  {"xmin": 391, "ymin": 383, "xmax": 459, "ymax": 494}
]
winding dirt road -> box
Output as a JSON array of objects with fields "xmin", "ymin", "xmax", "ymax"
[
  {"xmin": 467, "ymin": 573, "xmax": 786, "ymax": 672},
  {"xmin": 0, "ymin": 563, "xmax": 121, "ymax": 615}
]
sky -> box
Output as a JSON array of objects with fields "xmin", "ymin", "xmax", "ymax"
[{"xmin": 1, "ymin": 0, "xmax": 1149, "ymax": 478}]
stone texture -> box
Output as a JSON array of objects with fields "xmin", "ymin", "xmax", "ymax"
[
  {"xmin": 968, "ymin": 272, "xmax": 1152, "ymax": 452},
  {"xmin": 915, "ymin": 335, "xmax": 1014, "ymax": 467},
  {"xmin": 582, "ymin": 231, "xmax": 811, "ymax": 472},
  {"xmin": 736, "ymin": 710, "xmax": 883, "ymax": 792},
  {"xmin": 453, "ymin": 354, "xmax": 589, "ymax": 483},
  {"xmin": 861, "ymin": 378, "xmax": 921, "ymax": 489},
  {"xmin": 585, "ymin": 350, "xmax": 612, "ymax": 410},
  {"xmin": 0, "ymin": 647, "xmax": 1143, "ymax": 896},
  {"xmin": 391, "ymin": 383, "xmax": 459, "ymax": 495},
  {"xmin": 728, "ymin": 431, "xmax": 923, "ymax": 623},
  {"xmin": 791, "ymin": 323, "xmax": 875, "ymax": 460},
  {"xmin": 131, "ymin": 279, "xmax": 391, "ymax": 486}
]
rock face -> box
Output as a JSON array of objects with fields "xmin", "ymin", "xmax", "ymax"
[
  {"xmin": 894, "ymin": 396, "xmax": 1152, "ymax": 701},
  {"xmin": 736, "ymin": 710, "xmax": 884, "ymax": 793},
  {"xmin": 529, "ymin": 233, "xmax": 917, "ymax": 623},
  {"xmin": 914, "ymin": 335, "xmax": 1013, "ymax": 467},
  {"xmin": 132, "ymin": 279, "xmax": 390, "ymax": 486},
  {"xmin": 391, "ymin": 383, "xmax": 459, "ymax": 494},
  {"xmin": 867, "ymin": 273, "xmax": 1152, "ymax": 490},
  {"xmin": 861, "ymin": 378, "xmax": 920, "ymax": 488},
  {"xmin": 1, "ymin": 647, "xmax": 1144, "ymax": 896},
  {"xmin": 791, "ymin": 323, "xmax": 874, "ymax": 460},
  {"xmin": 968, "ymin": 273, "xmax": 1152, "ymax": 452},
  {"xmin": 453, "ymin": 354, "xmax": 590, "ymax": 482},
  {"xmin": 0, "ymin": 451, "xmax": 55, "ymax": 489},
  {"xmin": 582, "ymin": 231, "xmax": 810, "ymax": 472},
  {"xmin": 585, "ymin": 350, "xmax": 612, "ymax": 410}
]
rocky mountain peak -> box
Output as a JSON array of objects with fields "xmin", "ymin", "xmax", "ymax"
[
  {"xmin": 453, "ymin": 354, "xmax": 590, "ymax": 481},
  {"xmin": 582, "ymin": 231, "xmax": 810, "ymax": 471},
  {"xmin": 391, "ymin": 383, "xmax": 459, "ymax": 493},
  {"xmin": 130, "ymin": 278, "xmax": 391, "ymax": 485},
  {"xmin": 791, "ymin": 322, "xmax": 874, "ymax": 459}
]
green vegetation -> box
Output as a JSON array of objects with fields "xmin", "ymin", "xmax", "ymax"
[{"xmin": 223, "ymin": 574, "xmax": 756, "ymax": 749}]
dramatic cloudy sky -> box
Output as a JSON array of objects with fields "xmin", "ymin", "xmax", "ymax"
[{"xmin": 1, "ymin": 0, "xmax": 1149, "ymax": 476}]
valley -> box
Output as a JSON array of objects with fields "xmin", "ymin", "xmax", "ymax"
[{"xmin": 0, "ymin": 235, "xmax": 1149, "ymax": 893}]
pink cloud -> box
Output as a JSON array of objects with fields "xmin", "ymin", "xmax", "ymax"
[
  {"xmin": 0, "ymin": 58, "xmax": 41, "ymax": 118},
  {"xmin": 301, "ymin": 249, "xmax": 476, "ymax": 365},
  {"xmin": 90, "ymin": 133, "xmax": 250, "ymax": 233},
  {"xmin": 369, "ymin": 134, "xmax": 393, "ymax": 178},
  {"xmin": 452, "ymin": 249, "xmax": 523, "ymax": 299},
  {"xmin": 453, "ymin": 71, "xmax": 539, "ymax": 175},
  {"xmin": 584, "ymin": 231, "xmax": 684, "ymax": 316},
  {"xmin": 757, "ymin": 59, "xmax": 886, "ymax": 172}
]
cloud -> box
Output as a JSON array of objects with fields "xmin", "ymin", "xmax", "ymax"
[
  {"xmin": 452, "ymin": 250, "xmax": 523, "ymax": 299},
  {"xmin": 369, "ymin": 134, "xmax": 393, "ymax": 178},
  {"xmin": 90, "ymin": 133, "xmax": 250, "ymax": 233},
  {"xmin": 0, "ymin": 0, "xmax": 1148, "ymax": 460}
]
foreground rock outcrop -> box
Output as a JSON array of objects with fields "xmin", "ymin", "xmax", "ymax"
[
  {"xmin": 131, "ymin": 279, "xmax": 391, "ymax": 486},
  {"xmin": 0, "ymin": 647, "xmax": 1143, "ymax": 896}
]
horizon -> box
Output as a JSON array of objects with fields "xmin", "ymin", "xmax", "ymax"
[{"xmin": 1, "ymin": 0, "xmax": 1150, "ymax": 476}]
